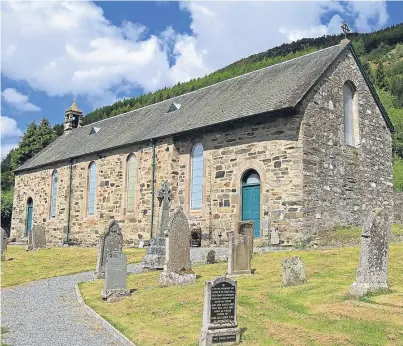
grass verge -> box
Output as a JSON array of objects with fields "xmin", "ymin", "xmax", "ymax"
[
  {"xmin": 1, "ymin": 246, "xmax": 145, "ymax": 288},
  {"xmin": 80, "ymin": 244, "xmax": 403, "ymax": 346}
]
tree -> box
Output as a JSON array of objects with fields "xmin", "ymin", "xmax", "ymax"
[
  {"xmin": 11, "ymin": 118, "xmax": 57, "ymax": 169},
  {"xmin": 375, "ymin": 63, "xmax": 387, "ymax": 89}
]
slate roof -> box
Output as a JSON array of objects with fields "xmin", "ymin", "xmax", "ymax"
[{"xmin": 16, "ymin": 42, "xmax": 387, "ymax": 172}]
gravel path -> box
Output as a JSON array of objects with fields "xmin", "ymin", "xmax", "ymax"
[{"xmin": 1, "ymin": 247, "xmax": 228, "ymax": 346}]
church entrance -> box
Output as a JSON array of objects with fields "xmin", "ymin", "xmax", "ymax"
[
  {"xmin": 241, "ymin": 170, "xmax": 261, "ymax": 238},
  {"xmin": 25, "ymin": 197, "xmax": 33, "ymax": 235}
]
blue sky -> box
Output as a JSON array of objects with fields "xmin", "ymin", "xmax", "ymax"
[{"xmin": 1, "ymin": 1, "xmax": 403, "ymax": 159}]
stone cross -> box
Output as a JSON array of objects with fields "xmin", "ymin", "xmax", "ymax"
[
  {"xmin": 95, "ymin": 220, "xmax": 123, "ymax": 279},
  {"xmin": 200, "ymin": 276, "xmax": 241, "ymax": 345},
  {"xmin": 159, "ymin": 206, "xmax": 196, "ymax": 287},
  {"xmin": 227, "ymin": 226, "xmax": 253, "ymax": 276},
  {"xmin": 350, "ymin": 208, "xmax": 390, "ymax": 298},
  {"xmin": 101, "ymin": 251, "xmax": 130, "ymax": 301},
  {"xmin": 157, "ymin": 180, "xmax": 173, "ymax": 238},
  {"xmin": 281, "ymin": 256, "xmax": 307, "ymax": 286}
]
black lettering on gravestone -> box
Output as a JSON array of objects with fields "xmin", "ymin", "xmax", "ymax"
[
  {"xmin": 200, "ymin": 277, "xmax": 241, "ymax": 345},
  {"xmin": 101, "ymin": 251, "xmax": 130, "ymax": 301},
  {"xmin": 95, "ymin": 220, "xmax": 123, "ymax": 279}
]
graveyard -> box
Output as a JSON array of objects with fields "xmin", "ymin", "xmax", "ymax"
[{"xmin": 79, "ymin": 243, "xmax": 403, "ymax": 345}]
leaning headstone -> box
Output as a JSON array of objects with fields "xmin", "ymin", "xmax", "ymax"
[
  {"xmin": 101, "ymin": 251, "xmax": 130, "ymax": 302},
  {"xmin": 142, "ymin": 180, "xmax": 173, "ymax": 270},
  {"xmin": 200, "ymin": 277, "xmax": 241, "ymax": 345},
  {"xmin": 94, "ymin": 220, "xmax": 123, "ymax": 279},
  {"xmin": 227, "ymin": 227, "xmax": 252, "ymax": 276},
  {"xmin": 206, "ymin": 250, "xmax": 216, "ymax": 264},
  {"xmin": 159, "ymin": 207, "xmax": 196, "ymax": 287},
  {"xmin": 270, "ymin": 228, "xmax": 280, "ymax": 245},
  {"xmin": 281, "ymin": 256, "xmax": 307, "ymax": 286},
  {"xmin": 1, "ymin": 227, "xmax": 8, "ymax": 255},
  {"xmin": 350, "ymin": 208, "xmax": 391, "ymax": 298},
  {"xmin": 28, "ymin": 225, "xmax": 46, "ymax": 250}
]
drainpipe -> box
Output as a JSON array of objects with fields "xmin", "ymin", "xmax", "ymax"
[
  {"xmin": 65, "ymin": 158, "xmax": 74, "ymax": 244},
  {"xmin": 150, "ymin": 139, "xmax": 156, "ymax": 240}
]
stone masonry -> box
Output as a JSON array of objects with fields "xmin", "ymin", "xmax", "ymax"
[{"xmin": 10, "ymin": 47, "xmax": 393, "ymax": 246}]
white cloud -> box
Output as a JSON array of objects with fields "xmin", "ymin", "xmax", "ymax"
[
  {"xmin": 0, "ymin": 116, "xmax": 23, "ymax": 159},
  {"xmin": 1, "ymin": 1, "xmax": 389, "ymax": 109},
  {"xmin": 0, "ymin": 116, "xmax": 23, "ymax": 138},
  {"xmin": 1, "ymin": 88, "xmax": 41, "ymax": 112}
]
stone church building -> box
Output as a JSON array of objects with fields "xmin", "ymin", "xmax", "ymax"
[{"xmin": 11, "ymin": 40, "xmax": 394, "ymax": 246}]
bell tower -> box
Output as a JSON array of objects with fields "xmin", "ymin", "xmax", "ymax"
[{"xmin": 64, "ymin": 100, "xmax": 83, "ymax": 133}]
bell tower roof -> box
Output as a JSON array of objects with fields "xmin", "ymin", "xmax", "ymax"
[{"xmin": 67, "ymin": 100, "xmax": 81, "ymax": 113}]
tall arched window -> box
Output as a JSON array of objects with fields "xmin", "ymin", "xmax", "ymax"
[
  {"xmin": 343, "ymin": 81, "xmax": 358, "ymax": 146},
  {"xmin": 191, "ymin": 143, "xmax": 203, "ymax": 210},
  {"xmin": 87, "ymin": 161, "xmax": 96, "ymax": 215},
  {"xmin": 50, "ymin": 170, "xmax": 58, "ymax": 218},
  {"xmin": 126, "ymin": 154, "xmax": 137, "ymax": 213}
]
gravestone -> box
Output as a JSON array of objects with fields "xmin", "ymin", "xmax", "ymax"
[
  {"xmin": 142, "ymin": 180, "xmax": 173, "ymax": 270},
  {"xmin": 270, "ymin": 228, "xmax": 280, "ymax": 245},
  {"xmin": 159, "ymin": 206, "xmax": 196, "ymax": 287},
  {"xmin": 1, "ymin": 227, "xmax": 7, "ymax": 255},
  {"xmin": 350, "ymin": 208, "xmax": 391, "ymax": 298},
  {"xmin": 26, "ymin": 225, "xmax": 46, "ymax": 251},
  {"xmin": 281, "ymin": 256, "xmax": 307, "ymax": 286},
  {"xmin": 237, "ymin": 221, "xmax": 253, "ymax": 252},
  {"xmin": 206, "ymin": 250, "xmax": 216, "ymax": 264},
  {"xmin": 101, "ymin": 251, "xmax": 130, "ymax": 301},
  {"xmin": 227, "ymin": 227, "xmax": 252, "ymax": 276},
  {"xmin": 199, "ymin": 277, "xmax": 241, "ymax": 345},
  {"xmin": 94, "ymin": 220, "xmax": 123, "ymax": 279}
]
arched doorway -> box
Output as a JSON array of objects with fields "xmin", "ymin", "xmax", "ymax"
[
  {"xmin": 25, "ymin": 197, "xmax": 33, "ymax": 235},
  {"xmin": 241, "ymin": 170, "xmax": 261, "ymax": 237}
]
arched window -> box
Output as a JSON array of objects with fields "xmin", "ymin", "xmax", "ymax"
[
  {"xmin": 126, "ymin": 154, "xmax": 137, "ymax": 213},
  {"xmin": 50, "ymin": 170, "xmax": 58, "ymax": 218},
  {"xmin": 87, "ymin": 161, "xmax": 96, "ymax": 215},
  {"xmin": 343, "ymin": 81, "xmax": 358, "ymax": 146},
  {"xmin": 191, "ymin": 143, "xmax": 203, "ymax": 210}
]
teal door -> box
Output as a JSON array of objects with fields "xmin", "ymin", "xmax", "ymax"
[
  {"xmin": 242, "ymin": 171, "xmax": 261, "ymax": 237},
  {"xmin": 26, "ymin": 198, "xmax": 33, "ymax": 235}
]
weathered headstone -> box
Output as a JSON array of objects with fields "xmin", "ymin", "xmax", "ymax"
[
  {"xmin": 227, "ymin": 227, "xmax": 252, "ymax": 276},
  {"xmin": 281, "ymin": 256, "xmax": 307, "ymax": 286},
  {"xmin": 101, "ymin": 251, "xmax": 130, "ymax": 301},
  {"xmin": 206, "ymin": 250, "xmax": 216, "ymax": 264},
  {"xmin": 159, "ymin": 206, "xmax": 196, "ymax": 287},
  {"xmin": 350, "ymin": 208, "xmax": 391, "ymax": 298},
  {"xmin": 270, "ymin": 228, "xmax": 280, "ymax": 245},
  {"xmin": 200, "ymin": 277, "xmax": 241, "ymax": 345},
  {"xmin": 1, "ymin": 227, "xmax": 8, "ymax": 255},
  {"xmin": 142, "ymin": 180, "xmax": 173, "ymax": 270},
  {"xmin": 94, "ymin": 220, "xmax": 123, "ymax": 279},
  {"xmin": 26, "ymin": 225, "xmax": 46, "ymax": 251}
]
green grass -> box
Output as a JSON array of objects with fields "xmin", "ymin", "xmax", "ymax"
[
  {"xmin": 1, "ymin": 327, "xmax": 10, "ymax": 346},
  {"xmin": 393, "ymin": 155, "xmax": 403, "ymax": 192},
  {"xmin": 80, "ymin": 244, "xmax": 403, "ymax": 346},
  {"xmin": 1, "ymin": 246, "xmax": 145, "ymax": 288},
  {"xmin": 392, "ymin": 223, "xmax": 403, "ymax": 236}
]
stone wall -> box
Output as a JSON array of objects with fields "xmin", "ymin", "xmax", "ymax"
[
  {"xmin": 11, "ymin": 114, "xmax": 304, "ymax": 246},
  {"xmin": 300, "ymin": 49, "xmax": 393, "ymax": 236},
  {"xmin": 394, "ymin": 192, "xmax": 403, "ymax": 224}
]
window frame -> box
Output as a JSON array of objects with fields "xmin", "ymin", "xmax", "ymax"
[
  {"xmin": 50, "ymin": 169, "xmax": 58, "ymax": 219},
  {"xmin": 190, "ymin": 143, "xmax": 204, "ymax": 211},
  {"xmin": 87, "ymin": 161, "xmax": 97, "ymax": 216},
  {"xmin": 343, "ymin": 81, "xmax": 359, "ymax": 147},
  {"xmin": 125, "ymin": 153, "xmax": 137, "ymax": 214}
]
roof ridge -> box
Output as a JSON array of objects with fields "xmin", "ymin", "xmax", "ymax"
[{"xmin": 83, "ymin": 43, "xmax": 342, "ymax": 128}]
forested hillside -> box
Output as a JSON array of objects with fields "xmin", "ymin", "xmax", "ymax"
[{"xmin": 1, "ymin": 23, "xmax": 403, "ymax": 231}]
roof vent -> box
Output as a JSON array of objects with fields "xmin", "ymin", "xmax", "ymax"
[
  {"xmin": 167, "ymin": 102, "xmax": 181, "ymax": 113},
  {"xmin": 90, "ymin": 126, "xmax": 100, "ymax": 135}
]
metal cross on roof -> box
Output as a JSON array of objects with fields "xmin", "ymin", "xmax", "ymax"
[{"xmin": 341, "ymin": 21, "xmax": 350, "ymax": 38}]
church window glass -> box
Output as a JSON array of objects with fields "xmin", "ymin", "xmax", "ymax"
[
  {"xmin": 88, "ymin": 162, "xmax": 96, "ymax": 215},
  {"xmin": 50, "ymin": 170, "xmax": 58, "ymax": 218},
  {"xmin": 126, "ymin": 154, "xmax": 136, "ymax": 212},
  {"xmin": 191, "ymin": 143, "xmax": 203, "ymax": 210}
]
